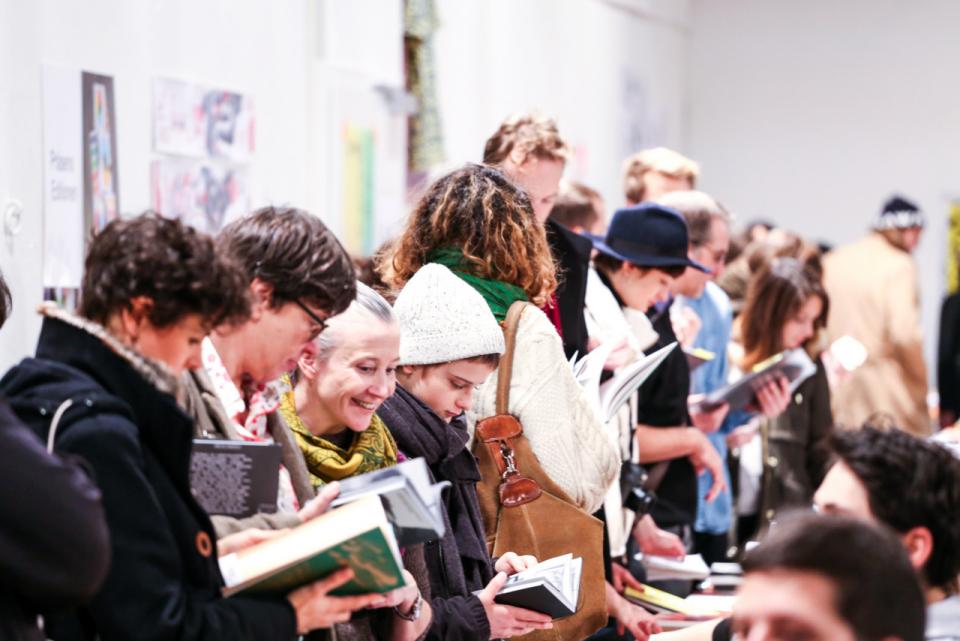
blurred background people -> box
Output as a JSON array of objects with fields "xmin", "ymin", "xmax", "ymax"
[{"xmin": 823, "ymin": 195, "xmax": 929, "ymax": 435}]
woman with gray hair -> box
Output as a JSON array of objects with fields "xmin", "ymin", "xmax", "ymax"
[
  {"xmin": 279, "ymin": 282, "xmax": 400, "ymax": 488},
  {"xmin": 278, "ymin": 282, "xmax": 431, "ymax": 641}
]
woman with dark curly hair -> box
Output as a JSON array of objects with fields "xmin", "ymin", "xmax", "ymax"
[{"xmin": 0, "ymin": 213, "xmax": 380, "ymax": 641}]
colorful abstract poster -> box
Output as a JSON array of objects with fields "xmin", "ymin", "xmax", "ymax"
[
  {"xmin": 42, "ymin": 66, "xmax": 84, "ymax": 289},
  {"xmin": 341, "ymin": 125, "xmax": 376, "ymax": 255},
  {"xmin": 151, "ymin": 159, "xmax": 249, "ymax": 234},
  {"xmin": 153, "ymin": 78, "xmax": 255, "ymax": 162},
  {"xmin": 82, "ymin": 72, "xmax": 120, "ymax": 239}
]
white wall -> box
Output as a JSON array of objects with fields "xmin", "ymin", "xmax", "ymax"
[
  {"xmin": 687, "ymin": 0, "xmax": 960, "ymax": 384},
  {"xmin": 0, "ymin": 0, "xmax": 312, "ymax": 371},
  {"xmin": 429, "ymin": 0, "xmax": 692, "ymax": 226}
]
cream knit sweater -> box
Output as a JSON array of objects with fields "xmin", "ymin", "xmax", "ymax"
[{"xmin": 467, "ymin": 305, "xmax": 621, "ymax": 514}]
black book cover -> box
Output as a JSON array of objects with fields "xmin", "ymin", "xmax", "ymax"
[
  {"xmin": 495, "ymin": 582, "xmax": 575, "ymax": 619},
  {"xmin": 190, "ymin": 439, "xmax": 282, "ymax": 518}
]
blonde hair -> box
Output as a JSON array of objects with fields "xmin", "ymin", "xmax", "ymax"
[
  {"xmin": 623, "ymin": 147, "xmax": 700, "ymax": 204},
  {"xmin": 380, "ymin": 164, "xmax": 557, "ymax": 306},
  {"xmin": 482, "ymin": 113, "xmax": 571, "ymax": 167}
]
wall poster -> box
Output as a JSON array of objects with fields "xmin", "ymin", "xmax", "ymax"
[
  {"xmin": 151, "ymin": 78, "xmax": 255, "ymax": 233},
  {"xmin": 42, "ymin": 66, "xmax": 119, "ymax": 307}
]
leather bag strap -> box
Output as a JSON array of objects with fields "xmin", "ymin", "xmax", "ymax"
[{"xmin": 495, "ymin": 301, "xmax": 528, "ymax": 415}]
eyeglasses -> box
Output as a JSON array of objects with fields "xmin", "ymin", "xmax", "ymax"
[{"xmin": 293, "ymin": 298, "xmax": 327, "ymax": 339}]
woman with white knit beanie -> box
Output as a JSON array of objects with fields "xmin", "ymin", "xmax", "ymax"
[{"xmin": 378, "ymin": 263, "xmax": 554, "ymax": 641}]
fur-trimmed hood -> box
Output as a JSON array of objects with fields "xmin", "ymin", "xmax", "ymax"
[{"xmin": 37, "ymin": 303, "xmax": 178, "ymax": 395}]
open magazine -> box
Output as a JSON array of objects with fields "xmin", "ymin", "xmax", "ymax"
[
  {"xmin": 331, "ymin": 457, "xmax": 450, "ymax": 546},
  {"xmin": 690, "ymin": 347, "xmax": 817, "ymax": 413},
  {"xmin": 572, "ymin": 340, "xmax": 678, "ymax": 423}
]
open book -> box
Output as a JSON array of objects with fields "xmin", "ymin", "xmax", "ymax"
[
  {"xmin": 491, "ymin": 554, "xmax": 582, "ymax": 619},
  {"xmin": 636, "ymin": 553, "xmax": 710, "ymax": 582},
  {"xmin": 690, "ymin": 347, "xmax": 816, "ymax": 413},
  {"xmin": 624, "ymin": 584, "xmax": 727, "ymax": 617},
  {"xmin": 331, "ymin": 457, "xmax": 450, "ymax": 546},
  {"xmin": 219, "ymin": 494, "xmax": 405, "ymax": 597},
  {"xmin": 684, "ymin": 347, "xmax": 715, "ymax": 371},
  {"xmin": 190, "ymin": 439, "xmax": 281, "ymax": 518},
  {"xmin": 572, "ymin": 341, "xmax": 678, "ymax": 423}
]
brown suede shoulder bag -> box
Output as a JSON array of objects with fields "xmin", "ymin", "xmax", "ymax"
[{"xmin": 474, "ymin": 301, "xmax": 607, "ymax": 641}]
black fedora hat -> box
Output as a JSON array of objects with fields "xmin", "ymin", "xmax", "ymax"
[{"xmin": 590, "ymin": 203, "xmax": 708, "ymax": 272}]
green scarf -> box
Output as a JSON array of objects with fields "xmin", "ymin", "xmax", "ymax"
[
  {"xmin": 427, "ymin": 247, "xmax": 528, "ymax": 321},
  {"xmin": 279, "ymin": 381, "xmax": 398, "ymax": 489}
]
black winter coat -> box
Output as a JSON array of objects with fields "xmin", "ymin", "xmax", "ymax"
[
  {"xmin": 0, "ymin": 398, "xmax": 109, "ymax": 641},
  {"xmin": 0, "ymin": 312, "xmax": 298, "ymax": 641}
]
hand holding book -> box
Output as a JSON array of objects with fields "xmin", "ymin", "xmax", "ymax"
[
  {"xmin": 287, "ymin": 567, "xmax": 383, "ymax": 634},
  {"xmin": 477, "ymin": 572, "xmax": 555, "ymax": 638}
]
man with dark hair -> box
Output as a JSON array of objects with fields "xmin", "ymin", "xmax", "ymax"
[
  {"xmin": 658, "ymin": 425, "xmax": 959, "ymax": 641},
  {"xmin": 182, "ymin": 206, "xmax": 358, "ymax": 536},
  {"xmin": 733, "ymin": 512, "xmax": 925, "ymax": 641},
  {"xmin": 815, "ymin": 426, "xmax": 960, "ymax": 639}
]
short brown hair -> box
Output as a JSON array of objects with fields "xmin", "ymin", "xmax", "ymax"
[
  {"xmin": 623, "ymin": 147, "xmax": 699, "ymax": 204},
  {"xmin": 482, "ymin": 113, "xmax": 571, "ymax": 167},
  {"xmin": 381, "ymin": 164, "xmax": 557, "ymax": 306},
  {"xmin": 739, "ymin": 258, "xmax": 828, "ymax": 369},
  {"xmin": 79, "ymin": 213, "xmax": 249, "ymax": 330},
  {"xmin": 655, "ymin": 190, "xmax": 729, "ymax": 247},
  {"xmin": 742, "ymin": 512, "xmax": 925, "ymax": 641},
  {"xmin": 217, "ymin": 206, "xmax": 356, "ymax": 316},
  {"xmin": 549, "ymin": 181, "xmax": 602, "ymax": 232}
]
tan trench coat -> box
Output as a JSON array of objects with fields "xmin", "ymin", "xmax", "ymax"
[{"xmin": 823, "ymin": 232, "xmax": 930, "ymax": 435}]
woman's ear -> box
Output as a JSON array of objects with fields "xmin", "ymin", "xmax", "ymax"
[
  {"xmin": 248, "ymin": 278, "xmax": 273, "ymax": 320},
  {"xmin": 119, "ymin": 296, "xmax": 154, "ymax": 342},
  {"xmin": 900, "ymin": 526, "xmax": 934, "ymax": 573},
  {"xmin": 297, "ymin": 352, "xmax": 319, "ymax": 381}
]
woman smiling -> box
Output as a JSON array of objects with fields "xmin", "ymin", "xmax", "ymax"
[
  {"xmin": 278, "ymin": 283, "xmax": 430, "ymax": 641},
  {"xmin": 279, "ymin": 282, "xmax": 401, "ymax": 488}
]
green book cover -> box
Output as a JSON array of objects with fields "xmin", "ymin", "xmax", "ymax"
[{"xmin": 230, "ymin": 526, "xmax": 404, "ymax": 596}]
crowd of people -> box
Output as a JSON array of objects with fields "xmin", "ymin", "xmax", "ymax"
[{"xmin": 1, "ymin": 113, "xmax": 959, "ymax": 641}]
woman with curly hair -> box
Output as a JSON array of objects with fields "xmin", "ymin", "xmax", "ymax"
[{"xmin": 382, "ymin": 163, "xmax": 619, "ymax": 518}]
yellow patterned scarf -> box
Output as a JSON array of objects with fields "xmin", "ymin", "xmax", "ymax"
[{"xmin": 279, "ymin": 384, "xmax": 399, "ymax": 489}]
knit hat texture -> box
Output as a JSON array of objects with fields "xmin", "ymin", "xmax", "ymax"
[
  {"xmin": 875, "ymin": 194, "xmax": 924, "ymax": 230},
  {"xmin": 394, "ymin": 263, "xmax": 505, "ymax": 366}
]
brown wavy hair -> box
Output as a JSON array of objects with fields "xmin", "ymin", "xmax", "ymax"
[
  {"xmin": 79, "ymin": 212, "xmax": 250, "ymax": 331},
  {"xmin": 740, "ymin": 257, "xmax": 828, "ymax": 370},
  {"xmin": 380, "ymin": 164, "xmax": 557, "ymax": 305},
  {"xmin": 482, "ymin": 113, "xmax": 571, "ymax": 166}
]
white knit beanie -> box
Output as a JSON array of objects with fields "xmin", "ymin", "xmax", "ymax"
[{"xmin": 394, "ymin": 263, "xmax": 506, "ymax": 366}]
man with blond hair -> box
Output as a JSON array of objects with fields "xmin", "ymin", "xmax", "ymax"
[{"xmin": 623, "ymin": 147, "xmax": 699, "ymax": 205}]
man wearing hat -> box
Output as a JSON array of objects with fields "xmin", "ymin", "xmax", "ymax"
[{"xmin": 823, "ymin": 195, "xmax": 929, "ymax": 435}]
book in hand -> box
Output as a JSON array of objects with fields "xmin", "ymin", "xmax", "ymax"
[
  {"xmin": 623, "ymin": 584, "xmax": 726, "ymax": 617},
  {"xmin": 572, "ymin": 340, "xmax": 678, "ymax": 423},
  {"xmin": 331, "ymin": 457, "xmax": 450, "ymax": 546},
  {"xmin": 690, "ymin": 347, "xmax": 817, "ymax": 413},
  {"xmin": 190, "ymin": 439, "xmax": 281, "ymax": 518},
  {"xmin": 636, "ymin": 553, "xmax": 710, "ymax": 582},
  {"xmin": 684, "ymin": 347, "xmax": 715, "ymax": 371},
  {"xmin": 490, "ymin": 554, "xmax": 582, "ymax": 619},
  {"xmin": 219, "ymin": 494, "xmax": 405, "ymax": 597}
]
